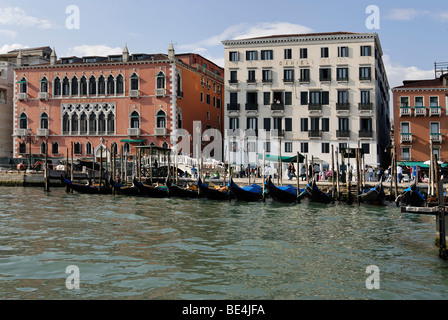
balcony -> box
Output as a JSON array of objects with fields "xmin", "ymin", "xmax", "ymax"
[
  {"xmin": 154, "ymin": 127, "xmax": 167, "ymax": 136},
  {"xmin": 336, "ymin": 103, "xmax": 350, "ymax": 112},
  {"xmin": 359, "ymin": 76, "xmax": 371, "ymax": 81},
  {"xmin": 400, "ymin": 133, "xmax": 412, "ymax": 143},
  {"xmin": 336, "ymin": 130, "xmax": 350, "ymax": 139},
  {"xmin": 359, "ymin": 130, "xmax": 374, "ymax": 138},
  {"xmin": 37, "ymin": 129, "xmax": 49, "ymax": 137},
  {"xmin": 245, "ymin": 103, "xmax": 258, "ymax": 112},
  {"xmin": 155, "ymin": 88, "xmax": 166, "ymax": 97},
  {"xmin": 299, "ymin": 78, "xmax": 310, "ymax": 84},
  {"xmin": 229, "ymin": 79, "xmax": 239, "ymax": 85},
  {"xmin": 271, "ymin": 102, "xmax": 285, "ymax": 112},
  {"xmin": 358, "ymin": 103, "xmax": 373, "ymax": 112},
  {"xmin": 262, "ymin": 79, "xmax": 273, "ymax": 84},
  {"xmin": 430, "ymin": 133, "xmax": 442, "ymax": 143},
  {"xmin": 308, "ymin": 103, "xmax": 322, "ymax": 112},
  {"xmin": 414, "ymin": 106, "xmax": 426, "ymax": 116},
  {"xmin": 129, "ymin": 90, "xmax": 140, "ymax": 98},
  {"xmin": 14, "ymin": 128, "xmax": 27, "ymax": 137},
  {"xmin": 227, "ymin": 103, "xmax": 240, "ymax": 112},
  {"xmin": 38, "ymin": 92, "xmax": 49, "ymax": 100},
  {"xmin": 399, "ymin": 106, "xmax": 411, "ymax": 117},
  {"xmin": 429, "ymin": 106, "xmax": 442, "ymax": 117},
  {"xmin": 308, "ymin": 130, "xmax": 322, "ymax": 139},
  {"xmin": 17, "ymin": 93, "xmax": 28, "ymax": 101},
  {"xmin": 271, "ymin": 129, "xmax": 285, "ymax": 137},
  {"xmin": 127, "ymin": 128, "xmax": 141, "ymax": 136}
]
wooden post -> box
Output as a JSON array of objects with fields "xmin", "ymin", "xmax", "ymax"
[
  {"xmin": 70, "ymin": 142, "xmax": 74, "ymax": 193},
  {"xmin": 149, "ymin": 145, "xmax": 153, "ymax": 185},
  {"xmin": 305, "ymin": 155, "xmax": 309, "ymax": 183},
  {"xmin": 92, "ymin": 146, "xmax": 95, "ymax": 185},
  {"xmin": 355, "ymin": 148, "xmax": 360, "ymax": 205},
  {"xmin": 336, "ymin": 148, "xmax": 340, "ymax": 200},
  {"xmin": 434, "ymin": 155, "xmax": 440, "ymax": 201},
  {"xmin": 394, "ymin": 144, "xmax": 399, "ymax": 204},
  {"xmin": 296, "ymin": 151, "xmax": 300, "ymax": 204},
  {"xmin": 44, "ymin": 138, "xmax": 49, "ymax": 192},
  {"xmin": 429, "ymin": 140, "xmax": 434, "ymax": 196},
  {"xmin": 138, "ymin": 147, "xmax": 142, "ymax": 183},
  {"xmin": 99, "ymin": 145, "xmax": 103, "ymax": 189},
  {"xmin": 262, "ymin": 149, "xmax": 266, "ymax": 202}
]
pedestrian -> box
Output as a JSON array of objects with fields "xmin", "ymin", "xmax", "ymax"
[
  {"xmin": 368, "ymin": 166, "xmax": 373, "ymax": 182},
  {"xmin": 300, "ymin": 165, "xmax": 306, "ymax": 181},
  {"xmin": 313, "ymin": 163, "xmax": 320, "ymax": 181},
  {"xmin": 397, "ymin": 165, "xmax": 403, "ymax": 183}
]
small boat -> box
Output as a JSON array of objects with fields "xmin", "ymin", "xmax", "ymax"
[
  {"xmin": 62, "ymin": 177, "xmax": 112, "ymax": 195},
  {"xmin": 305, "ymin": 179, "xmax": 333, "ymax": 204},
  {"xmin": 133, "ymin": 178, "xmax": 169, "ymax": 198},
  {"xmin": 229, "ymin": 178, "xmax": 263, "ymax": 202},
  {"xmin": 198, "ymin": 178, "xmax": 230, "ymax": 201},
  {"xmin": 166, "ymin": 180, "xmax": 200, "ymax": 199},
  {"xmin": 111, "ymin": 179, "xmax": 140, "ymax": 196},
  {"xmin": 266, "ymin": 177, "xmax": 304, "ymax": 203},
  {"xmin": 360, "ymin": 181, "xmax": 386, "ymax": 205},
  {"xmin": 397, "ymin": 180, "xmax": 426, "ymax": 207}
]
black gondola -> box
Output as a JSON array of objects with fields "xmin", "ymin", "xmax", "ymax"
[
  {"xmin": 360, "ymin": 181, "xmax": 386, "ymax": 205},
  {"xmin": 305, "ymin": 179, "xmax": 333, "ymax": 204},
  {"xmin": 229, "ymin": 178, "xmax": 263, "ymax": 202},
  {"xmin": 133, "ymin": 178, "xmax": 169, "ymax": 198},
  {"xmin": 266, "ymin": 177, "xmax": 305, "ymax": 203},
  {"xmin": 166, "ymin": 180, "xmax": 200, "ymax": 199},
  {"xmin": 62, "ymin": 178, "xmax": 112, "ymax": 195},
  {"xmin": 198, "ymin": 178, "xmax": 230, "ymax": 201},
  {"xmin": 397, "ymin": 179, "xmax": 426, "ymax": 207},
  {"xmin": 111, "ymin": 179, "xmax": 140, "ymax": 196}
]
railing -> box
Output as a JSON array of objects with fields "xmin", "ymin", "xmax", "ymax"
[
  {"xmin": 245, "ymin": 103, "xmax": 258, "ymax": 111},
  {"xmin": 154, "ymin": 127, "xmax": 167, "ymax": 136},
  {"xmin": 129, "ymin": 90, "xmax": 140, "ymax": 98},
  {"xmin": 128, "ymin": 128, "xmax": 141, "ymax": 136},
  {"xmin": 17, "ymin": 93, "xmax": 27, "ymax": 100},
  {"xmin": 399, "ymin": 106, "xmax": 411, "ymax": 117},
  {"xmin": 271, "ymin": 103, "xmax": 285, "ymax": 111},
  {"xmin": 38, "ymin": 92, "xmax": 49, "ymax": 100},
  {"xmin": 400, "ymin": 133, "xmax": 412, "ymax": 143},
  {"xmin": 359, "ymin": 130, "xmax": 373, "ymax": 138},
  {"xmin": 227, "ymin": 103, "xmax": 240, "ymax": 111},
  {"xmin": 414, "ymin": 106, "xmax": 426, "ymax": 116},
  {"xmin": 308, "ymin": 103, "xmax": 322, "ymax": 111},
  {"xmin": 155, "ymin": 88, "xmax": 166, "ymax": 97},
  {"xmin": 37, "ymin": 129, "xmax": 49, "ymax": 137},
  {"xmin": 358, "ymin": 103, "xmax": 373, "ymax": 111},
  {"xmin": 308, "ymin": 130, "xmax": 322, "ymax": 138},
  {"xmin": 336, "ymin": 103, "xmax": 350, "ymax": 111},
  {"xmin": 336, "ymin": 130, "xmax": 350, "ymax": 138},
  {"xmin": 430, "ymin": 133, "xmax": 442, "ymax": 143},
  {"xmin": 429, "ymin": 106, "xmax": 442, "ymax": 116}
]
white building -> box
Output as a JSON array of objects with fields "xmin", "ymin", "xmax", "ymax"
[{"xmin": 222, "ymin": 32, "xmax": 390, "ymax": 174}]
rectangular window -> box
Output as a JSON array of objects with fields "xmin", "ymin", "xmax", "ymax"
[
  {"xmin": 321, "ymin": 47, "xmax": 329, "ymax": 58},
  {"xmin": 273, "ymin": 117, "xmax": 282, "ymax": 131},
  {"xmin": 264, "ymin": 142, "xmax": 271, "ymax": 153},
  {"xmin": 263, "ymin": 92, "xmax": 271, "ymax": 105},
  {"xmin": 338, "ymin": 118, "xmax": 349, "ymax": 131},
  {"xmin": 360, "ymin": 118, "xmax": 373, "ymax": 131},
  {"xmin": 284, "ymin": 69, "xmax": 294, "ymax": 82},
  {"xmin": 229, "ymin": 118, "xmax": 239, "ymax": 130},
  {"xmin": 248, "ymin": 70, "xmax": 256, "ymax": 82},
  {"xmin": 400, "ymin": 96, "xmax": 409, "ymax": 106},
  {"xmin": 206, "ymin": 94, "xmax": 210, "ymax": 104},
  {"xmin": 246, "ymin": 51, "xmax": 257, "ymax": 61},
  {"xmin": 401, "ymin": 122, "xmax": 410, "ymax": 134},
  {"xmin": 322, "ymin": 118, "xmax": 330, "ymax": 132},
  {"xmin": 300, "ymin": 118, "xmax": 308, "ymax": 132},
  {"xmin": 361, "ymin": 143, "xmax": 370, "ymax": 155},
  {"xmin": 284, "ymin": 49, "xmax": 292, "ymax": 59},
  {"xmin": 402, "ymin": 147, "xmax": 411, "ymax": 160},
  {"xmin": 262, "ymin": 70, "xmax": 272, "ymax": 82},
  {"xmin": 415, "ymin": 97, "xmax": 424, "ymax": 107},
  {"xmin": 285, "ymin": 118, "xmax": 292, "ymax": 131},
  {"xmin": 261, "ymin": 50, "xmax": 273, "ymax": 60},
  {"xmin": 246, "ymin": 117, "xmax": 258, "ymax": 130},
  {"xmin": 430, "ymin": 96, "xmax": 439, "ymax": 107},
  {"xmin": 361, "ymin": 45, "xmax": 372, "ymax": 56},
  {"xmin": 284, "ymin": 92, "xmax": 292, "ymax": 105},
  {"xmin": 285, "ymin": 142, "xmax": 293, "ymax": 153},
  {"xmin": 301, "ymin": 142, "xmax": 309, "ymax": 153},
  {"xmin": 430, "ymin": 122, "xmax": 440, "ymax": 134},
  {"xmin": 52, "ymin": 142, "xmax": 59, "ymax": 154},
  {"xmin": 229, "ymin": 51, "xmax": 239, "ymax": 61},
  {"xmin": 361, "ymin": 91, "xmax": 371, "ymax": 104},
  {"xmin": 322, "ymin": 143, "xmax": 330, "ymax": 154},
  {"xmin": 300, "ymin": 68, "xmax": 310, "ymax": 82},
  {"xmin": 300, "ymin": 48, "xmax": 308, "ymax": 59},
  {"xmin": 359, "ymin": 67, "xmax": 371, "ymax": 80},
  {"xmin": 338, "ymin": 90, "xmax": 349, "ymax": 104},
  {"xmin": 338, "ymin": 46, "xmax": 349, "ymax": 57},
  {"xmin": 230, "ymin": 70, "xmax": 238, "ymax": 83},
  {"xmin": 319, "ymin": 68, "xmax": 331, "ymax": 81},
  {"xmin": 336, "ymin": 67, "xmax": 349, "ymax": 81},
  {"xmin": 301, "ymin": 91, "xmax": 308, "ymax": 105},
  {"xmin": 310, "ymin": 118, "xmax": 320, "ymax": 131},
  {"xmin": 264, "ymin": 118, "xmax": 271, "ymax": 131}
]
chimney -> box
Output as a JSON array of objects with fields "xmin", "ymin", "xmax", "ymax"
[
  {"xmin": 168, "ymin": 41, "xmax": 175, "ymax": 60},
  {"xmin": 17, "ymin": 50, "xmax": 23, "ymax": 66}
]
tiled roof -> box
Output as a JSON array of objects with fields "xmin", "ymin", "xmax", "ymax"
[{"xmin": 393, "ymin": 77, "xmax": 447, "ymax": 89}]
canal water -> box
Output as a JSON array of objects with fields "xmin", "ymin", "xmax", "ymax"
[{"xmin": 0, "ymin": 186, "xmax": 447, "ymax": 300}]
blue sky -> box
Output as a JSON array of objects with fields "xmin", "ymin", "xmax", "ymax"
[{"xmin": 0, "ymin": 0, "xmax": 447, "ymax": 89}]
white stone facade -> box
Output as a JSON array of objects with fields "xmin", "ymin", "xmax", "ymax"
[{"xmin": 222, "ymin": 32, "xmax": 390, "ymax": 171}]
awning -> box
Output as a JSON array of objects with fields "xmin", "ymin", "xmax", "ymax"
[
  {"xmin": 120, "ymin": 139, "xmax": 146, "ymax": 143},
  {"xmin": 258, "ymin": 154, "xmax": 305, "ymax": 163},
  {"xmin": 397, "ymin": 161, "xmax": 448, "ymax": 169}
]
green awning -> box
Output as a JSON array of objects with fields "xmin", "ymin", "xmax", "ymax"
[
  {"xmin": 120, "ymin": 139, "xmax": 146, "ymax": 143},
  {"xmin": 398, "ymin": 161, "xmax": 448, "ymax": 169},
  {"xmin": 258, "ymin": 154, "xmax": 305, "ymax": 163}
]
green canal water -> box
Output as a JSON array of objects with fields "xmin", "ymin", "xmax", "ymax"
[{"xmin": 0, "ymin": 186, "xmax": 447, "ymax": 300}]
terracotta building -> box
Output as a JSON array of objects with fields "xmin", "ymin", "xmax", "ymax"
[
  {"xmin": 12, "ymin": 44, "xmax": 224, "ymax": 162},
  {"xmin": 392, "ymin": 68, "xmax": 448, "ymax": 166}
]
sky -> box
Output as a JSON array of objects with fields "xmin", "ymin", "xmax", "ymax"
[{"xmin": 0, "ymin": 0, "xmax": 447, "ymax": 90}]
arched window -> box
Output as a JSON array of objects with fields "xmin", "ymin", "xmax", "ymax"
[
  {"xmin": 111, "ymin": 142, "xmax": 118, "ymax": 155},
  {"xmin": 124, "ymin": 142, "xmax": 130, "ymax": 153},
  {"xmin": 98, "ymin": 75, "xmax": 105, "ymax": 95},
  {"xmin": 71, "ymin": 113, "xmax": 79, "ymax": 135},
  {"xmin": 71, "ymin": 76, "xmax": 79, "ymax": 96},
  {"xmin": 107, "ymin": 75, "xmax": 115, "ymax": 95},
  {"xmin": 19, "ymin": 77, "xmax": 27, "ymax": 93},
  {"xmin": 62, "ymin": 113, "xmax": 69, "ymax": 134},
  {"xmin": 177, "ymin": 73, "xmax": 182, "ymax": 96},
  {"xmin": 130, "ymin": 73, "xmax": 139, "ymax": 90},
  {"xmin": 116, "ymin": 74, "xmax": 124, "ymax": 94},
  {"xmin": 74, "ymin": 142, "xmax": 82, "ymax": 155},
  {"xmin": 107, "ymin": 113, "xmax": 115, "ymax": 134},
  {"xmin": 156, "ymin": 110, "xmax": 166, "ymax": 128},
  {"xmin": 89, "ymin": 113, "xmax": 97, "ymax": 134},
  {"xmin": 40, "ymin": 77, "xmax": 48, "ymax": 93},
  {"xmin": 177, "ymin": 113, "xmax": 182, "ymax": 129},
  {"xmin": 40, "ymin": 142, "xmax": 47, "ymax": 155},
  {"xmin": 19, "ymin": 112, "xmax": 28, "ymax": 129},
  {"xmin": 19, "ymin": 142, "xmax": 27, "ymax": 154},
  {"xmin": 52, "ymin": 142, "xmax": 59, "ymax": 154},
  {"xmin": 62, "ymin": 77, "xmax": 70, "ymax": 96},
  {"xmin": 80, "ymin": 76, "xmax": 87, "ymax": 95},
  {"xmin": 98, "ymin": 112, "xmax": 106, "ymax": 133},
  {"xmin": 80, "ymin": 113, "xmax": 87, "ymax": 134},
  {"xmin": 156, "ymin": 71, "xmax": 165, "ymax": 89},
  {"xmin": 40, "ymin": 112, "xmax": 48, "ymax": 129},
  {"xmin": 162, "ymin": 142, "xmax": 169, "ymax": 149},
  {"xmin": 130, "ymin": 111, "xmax": 140, "ymax": 128},
  {"xmin": 54, "ymin": 77, "xmax": 61, "ymax": 96},
  {"xmin": 89, "ymin": 76, "xmax": 96, "ymax": 95},
  {"xmin": 86, "ymin": 142, "xmax": 92, "ymax": 155}
]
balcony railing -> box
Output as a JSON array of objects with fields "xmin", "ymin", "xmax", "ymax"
[
  {"xmin": 154, "ymin": 127, "xmax": 167, "ymax": 136},
  {"xmin": 429, "ymin": 106, "xmax": 442, "ymax": 117},
  {"xmin": 299, "ymin": 78, "xmax": 310, "ymax": 83},
  {"xmin": 245, "ymin": 103, "xmax": 258, "ymax": 111},
  {"xmin": 38, "ymin": 92, "xmax": 49, "ymax": 100},
  {"xmin": 336, "ymin": 103, "xmax": 350, "ymax": 111},
  {"xmin": 308, "ymin": 130, "xmax": 322, "ymax": 138},
  {"xmin": 308, "ymin": 103, "xmax": 322, "ymax": 111},
  {"xmin": 271, "ymin": 103, "xmax": 285, "ymax": 111},
  {"xmin": 127, "ymin": 128, "xmax": 141, "ymax": 136},
  {"xmin": 400, "ymin": 133, "xmax": 412, "ymax": 143},
  {"xmin": 227, "ymin": 103, "xmax": 240, "ymax": 111},
  {"xmin": 359, "ymin": 103, "xmax": 373, "ymax": 111},
  {"xmin": 37, "ymin": 129, "xmax": 49, "ymax": 137},
  {"xmin": 399, "ymin": 106, "xmax": 411, "ymax": 117},
  {"xmin": 18, "ymin": 93, "xmax": 28, "ymax": 100},
  {"xmin": 359, "ymin": 130, "xmax": 373, "ymax": 138},
  {"xmin": 155, "ymin": 88, "xmax": 166, "ymax": 97},
  {"xmin": 414, "ymin": 106, "xmax": 426, "ymax": 116},
  {"xmin": 336, "ymin": 130, "xmax": 350, "ymax": 138},
  {"xmin": 129, "ymin": 90, "xmax": 140, "ymax": 98},
  {"xmin": 430, "ymin": 133, "xmax": 442, "ymax": 143}
]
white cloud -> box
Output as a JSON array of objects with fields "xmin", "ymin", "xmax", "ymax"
[
  {"xmin": 0, "ymin": 44, "xmax": 29, "ymax": 54},
  {"xmin": 0, "ymin": 7, "xmax": 53, "ymax": 29},
  {"xmin": 383, "ymin": 54, "xmax": 434, "ymax": 89},
  {"xmin": 0, "ymin": 29, "xmax": 17, "ymax": 38},
  {"xmin": 385, "ymin": 8, "xmax": 420, "ymax": 21},
  {"xmin": 68, "ymin": 45, "xmax": 122, "ymax": 57}
]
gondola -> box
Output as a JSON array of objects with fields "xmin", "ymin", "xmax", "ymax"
[
  {"xmin": 397, "ymin": 179, "xmax": 426, "ymax": 207},
  {"xmin": 266, "ymin": 177, "xmax": 305, "ymax": 203},
  {"xmin": 111, "ymin": 179, "xmax": 140, "ymax": 196},
  {"xmin": 198, "ymin": 178, "xmax": 230, "ymax": 201},
  {"xmin": 229, "ymin": 178, "xmax": 263, "ymax": 202},
  {"xmin": 360, "ymin": 180, "xmax": 386, "ymax": 205},
  {"xmin": 133, "ymin": 178, "xmax": 169, "ymax": 198},
  {"xmin": 166, "ymin": 179, "xmax": 200, "ymax": 199},
  {"xmin": 61, "ymin": 177, "xmax": 112, "ymax": 195},
  {"xmin": 305, "ymin": 179, "xmax": 333, "ymax": 204}
]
